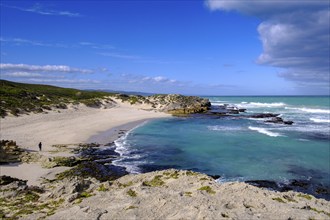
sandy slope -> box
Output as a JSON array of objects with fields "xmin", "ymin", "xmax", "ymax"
[
  {"xmin": 48, "ymin": 169, "xmax": 330, "ymax": 220},
  {"xmin": 0, "ymin": 99, "xmax": 169, "ymax": 185}
]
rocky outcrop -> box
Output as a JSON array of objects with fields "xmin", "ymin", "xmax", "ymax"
[
  {"xmin": 148, "ymin": 94, "xmax": 211, "ymax": 115},
  {"xmin": 265, "ymin": 117, "xmax": 294, "ymax": 125},
  {"xmin": 0, "ymin": 140, "xmax": 24, "ymax": 164},
  {"xmin": 248, "ymin": 113, "xmax": 280, "ymax": 118}
]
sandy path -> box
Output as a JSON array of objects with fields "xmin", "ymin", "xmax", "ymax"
[{"xmin": 0, "ymin": 100, "xmax": 170, "ymax": 185}]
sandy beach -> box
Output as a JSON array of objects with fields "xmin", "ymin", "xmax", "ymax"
[{"xmin": 0, "ymin": 99, "xmax": 169, "ymax": 185}]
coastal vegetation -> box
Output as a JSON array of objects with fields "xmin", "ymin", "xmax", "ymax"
[
  {"xmin": 198, "ymin": 186, "xmax": 216, "ymax": 194},
  {"xmin": 0, "ymin": 80, "xmax": 211, "ymax": 117},
  {"xmin": 0, "ymin": 80, "xmax": 114, "ymax": 117}
]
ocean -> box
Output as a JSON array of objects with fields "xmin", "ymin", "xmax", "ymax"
[{"xmin": 112, "ymin": 96, "xmax": 330, "ymax": 196}]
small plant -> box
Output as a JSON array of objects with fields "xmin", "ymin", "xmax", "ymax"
[
  {"xmin": 302, "ymin": 206, "xmax": 330, "ymax": 217},
  {"xmin": 198, "ymin": 186, "xmax": 216, "ymax": 194},
  {"xmin": 200, "ymin": 177, "xmax": 209, "ymax": 181},
  {"xmin": 129, "ymin": 96, "xmax": 139, "ymax": 105},
  {"xmin": 297, "ymin": 193, "xmax": 312, "ymax": 200},
  {"xmin": 186, "ymin": 171, "xmax": 198, "ymax": 176},
  {"xmin": 125, "ymin": 205, "xmax": 138, "ymax": 210},
  {"xmin": 184, "ymin": 192, "xmax": 192, "ymax": 197},
  {"xmin": 97, "ymin": 184, "xmax": 108, "ymax": 191},
  {"xmin": 118, "ymin": 181, "xmax": 133, "ymax": 188},
  {"xmin": 23, "ymin": 192, "xmax": 40, "ymax": 202},
  {"xmin": 272, "ymin": 197, "xmax": 286, "ymax": 203},
  {"xmin": 283, "ymin": 195, "xmax": 297, "ymax": 203},
  {"xmin": 143, "ymin": 175, "xmax": 165, "ymax": 187},
  {"xmin": 164, "ymin": 171, "xmax": 180, "ymax": 179},
  {"xmin": 80, "ymin": 191, "xmax": 93, "ymax": 198},
  {"xmin": 127, "ymin": 189, "xmax": 137, "ymax": 197}
]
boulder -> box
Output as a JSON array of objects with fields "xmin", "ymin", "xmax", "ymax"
[
  {"xmin": 249, "ymin": 113, "xmax": 280, "ymax": 118},
  {"xmin": 265, "ymin": 117, "xmax": 294, "ymax": 125}
]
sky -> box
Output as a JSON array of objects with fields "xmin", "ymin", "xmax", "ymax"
[{"xmin": 0, "ymin": 0, "xmax": 329, "ymax": 95}]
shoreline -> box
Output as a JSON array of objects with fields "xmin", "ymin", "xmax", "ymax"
[
  {"xmin": 87, "ymin": 118, "xmax": 153, "ymax": 145},
  {"xmin": 0, "ymin": 100, "xmax": 170, "ymax": 185}
]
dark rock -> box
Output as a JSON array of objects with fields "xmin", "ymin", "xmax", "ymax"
[
  {"xmin": 55, "ymin": 103, "xmax": 68, "ymax": 109},
  {"xmin": 315, "ymin": 187, "xmax": 330, "ymax": 195},
  {"xmin": 289, "ymin": 179, "xmax": 310, "ymax": 189},
  {"xmin": 239, "ymin": 108, "xmax": 246, "ymax": 112},
  {"xmin": 138, "ymin": 164, "xmax": 181, "ymax": 173},
  {"xmin": 58, "ymin": 161, "xmax": 128, "ymax": 182},
  {"xmin": 0, "ymin": 175, "xmax": 27, "ymax": 186},
  {"xmin": 106, "ymin": 165, "xmax": 128, "ymax": 177},
  {"xmin": 245, "ymin": 180, "xmax": 280, "ymax": 190},
  {"xmin": 209, "ymin": 175, "xmax": 221, "ymax": 180},
  {"xmin": 229, "ymin": 110, "xmax": 240, "ymax": 114},
  {"xmin": 265, "ymin": 117, "xmax": 294, "ymax": 125},
  {"xmin": 249, "ymin": 113, "xmax": 280, "ymax": 118},
  {"xmin": 265, "ymin": 117, "xmax": 284, "ymax": 123},
  {"xmin": 0, "ymin": 140, "xmax": 24, "ymax": 164}
]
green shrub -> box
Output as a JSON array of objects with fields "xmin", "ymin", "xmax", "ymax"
[
  {"xmin": 127, "ymin": 189, "xmax": 137, "ymax": 197},
  {"xmin": 198, "ymin": 186, "xmax": 216, "ymax": 194},
  {"xmin": 143, "ymin": 175, "xmax": 165, "ymax": 187}
]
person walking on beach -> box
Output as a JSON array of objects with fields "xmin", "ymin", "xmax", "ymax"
[{"xmin": 38, "ymin": 142, "xmax": 42, "ymax": 151}]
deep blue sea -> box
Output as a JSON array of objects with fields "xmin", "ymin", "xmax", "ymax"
[{"xmin": 112, "ymin": 96, "xmax": 330, "ymax": 193}]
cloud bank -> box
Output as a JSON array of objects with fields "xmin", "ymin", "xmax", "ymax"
[
  {"xmin": 0, "ymin": 63, "xmax": 93, "ymax": 74},
  {"xmin": 206, "ymin": 0, "xmax": 329, "ymax": 91}
]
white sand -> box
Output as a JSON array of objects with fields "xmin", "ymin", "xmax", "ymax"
[{"xmin": 0, "ymin": 99, "xmax": 170, "ymax": 185}]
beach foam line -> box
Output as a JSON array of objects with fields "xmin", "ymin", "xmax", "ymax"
[
  {"xmin": 310, "ymin": 118, "xmax": 330, "ymax": 123},
  {"xmin": 285, "ymin": 107, "xmax": 330, "ymax": 114},
  {"xmin": 113, "ymin": 121, "xmax": 149, "ymax": 174},
  {"xmin": 208, "ymin": 125, "xmax": 243, "ymax": 131},
  {"xmin": 239, "ymin": 102, "xmax": 286, "ymax": 108},
  {"xmin": 248, "ymin": 126, "xmax": 282, "ymax": 137}
]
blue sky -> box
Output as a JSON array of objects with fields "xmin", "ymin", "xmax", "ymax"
[{"xmin": 1, "ymin": 1, "xmax": 329, "ymax": 95}]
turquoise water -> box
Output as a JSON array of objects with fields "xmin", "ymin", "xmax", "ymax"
[{"xmin": 113, "ymin": 96, "xmax": 330, "ymax": 188}]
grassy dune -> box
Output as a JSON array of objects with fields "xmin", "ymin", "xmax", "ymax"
[{"xmin": 0, "ymin": 80, "xmax": 115, "ymax": 117}]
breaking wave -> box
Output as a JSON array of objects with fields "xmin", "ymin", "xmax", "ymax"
[
  {"xmin": 285, "ymin": 107, "xmax": 330, "ymax": 114},
  {"xmin": 239, "ymin": 102, "xmax": 286, "ymax": 108},
  {"xmin": 248, "ymin": 126, "xmax": 283, "ymax": 137},
  {"xmin": 310, "ymin": 118, "xmax": 330, "ymax": 123}
]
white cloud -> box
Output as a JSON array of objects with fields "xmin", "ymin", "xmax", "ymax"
[
  {"xmin": 2, "ymin": 72, "xmax": 43, "ymax": 78},
  {"xmin": 0, "ymin": 63, "xmax": 93, "ymax": 74},
  {"xmin": 1, "ymin": 37, "xmax": 117, "ymax": 51},
  {"xmin": 97, "ymin": 52, "xmax": 141, "ymax": 60},
  {"xmin": 1, "ymin": 37, "xmax": 51, "ymax": 47},
  {"xmin": 205, "ymin": 0, "xmax": 330, "ymax": 90},
  {"xmin": 79, "ymin": 42, "xmax": 114, "ymax": 50},
  {"xmin": 27, "ymin": 79, "xmax": 100, "ymax": 84},
  {"xmin": 205, "ymin": 0, "xmax": 328, "ymax": 17},
  {"xmin": 0, "ymin": 63, "xmax": 100, "ymax": 89},
  {"xmin": 2, "ymin": 3, "xmax": 81, "ymax": 17},
  {"xmin": 141, "ymin": 76, "xmax": 177, "ymax": 84}
]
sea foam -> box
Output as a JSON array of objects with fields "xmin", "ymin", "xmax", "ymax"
[
  {"xmin": 239, "ymin": 102, "xmax": 286, "ymax": 108},
  {"xmin": 310, "ymin": 118, "xmax": 330, "ymax": 123},
  {"xmin": 285, "ymin": 107, "xmax": 330, "ymax": 114},
  {"xmin": 248, "ymin": 126, "xmax": 282, "ymax": 137},
  {"xmin": 208, "ymin": 125, "xmax": 243, "ymax": 131}
]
